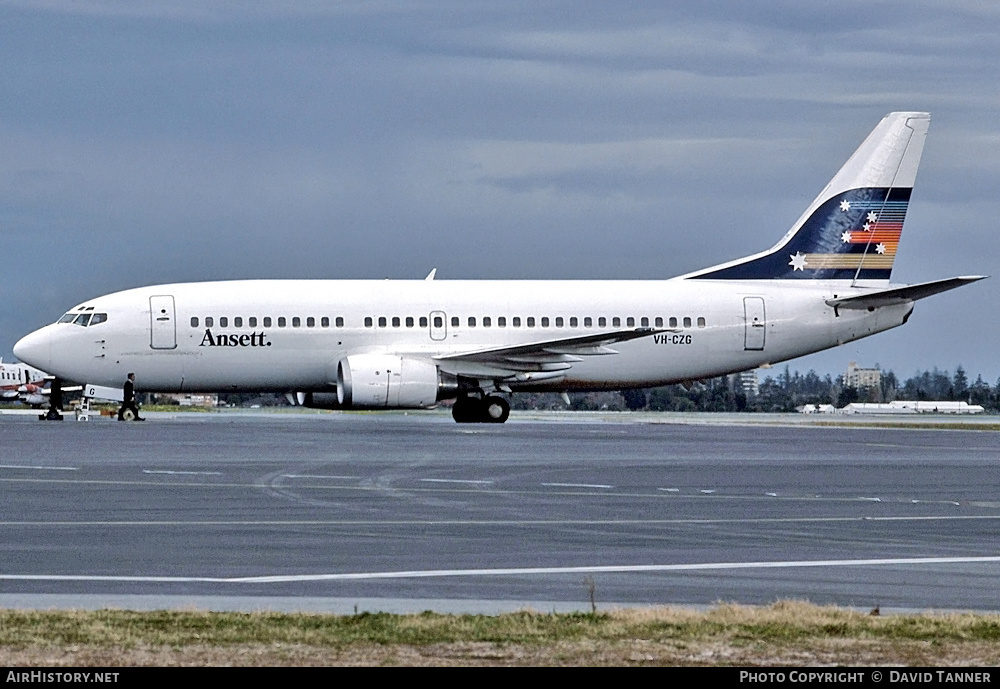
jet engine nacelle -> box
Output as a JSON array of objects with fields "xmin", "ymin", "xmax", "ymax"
[
  {"xmin": 292, "ymin": 392, "xmax": 344, "ymax": 410},
  {"xmin": 20, "ymin": 393, "xmax": 47, "ymax": 407},
  {"xmin": 337, "ymin": 354, "xmax": 444, "ymax": 408}
]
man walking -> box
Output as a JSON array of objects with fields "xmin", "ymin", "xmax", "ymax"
[{"xmin": 117, "ymin": 372, "xmax": 144, "ymax": 421}]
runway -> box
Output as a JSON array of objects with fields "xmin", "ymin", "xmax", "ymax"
[{"xmin": 1, "ymin": 410, "xmax": 999, "ymax": 613}]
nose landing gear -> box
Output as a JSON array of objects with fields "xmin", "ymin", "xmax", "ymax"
[{"xmin": 39, "ymin": 378, "xmax": 64, "ymax": 421}]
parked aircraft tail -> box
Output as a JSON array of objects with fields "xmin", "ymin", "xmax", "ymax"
[{"xmin": 686, "ymin": 112, "xmax": 930, "ymax": 283}]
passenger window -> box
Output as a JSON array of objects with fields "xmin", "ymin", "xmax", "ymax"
[
  {"xmin": 697, "ymin": 317, "xmax": 706, "ymax": 328},
  {"xmin": 669, "ymin": 317, "xmax": 677, "ymax": 328},
  {"xmin": 206, "ymin": 317, "xmax": 214, "ymax": 327},
  {"xmin": 378, "ymin": 316, "xmax": 386, "ymax": 327},
  {"xmin": 569, "ymin": 317, "xmax": 578, "ymax": 327},
  {"xmin": 626, "ymin": 317, "xmax": 634, "ymax": 327},
  {"xmin": 468, "ymin": 317, "xmax": 476, "ymax": 327},
  {"xmin": 294, "ymin": 317, "xmax": 302, "ymax": 327},
  {"xmin": 555, "ymin": 317, "xmax": 564, "ymax": 327},
  {"xmin": 91, "ymin": 313, "xmax": 107, "ymax": 326},
  {"xmin": 655, "ymin": 317, "xmax": 663, "ymax": 327},
  {"xmin": 498, "ymin": 316, "xmax": 506, "ymax": 327},
  {"xmin": 235, "ymin": 317, "xmax": 243, "ymax": 327},
  {"xmin": 278, "ymin": 317, "xmax": 287, "ymax": 327},
  {"xmin": 612, "ymin": 317, "xmax": 620, "ymax": 327},
  {"xmin": 419, "ymin": 316, "xmax": 427, "ymax": 327},
  {"xmin": 263, "ymin": 317, "xmax": 272, "ymax": 327},
  {"xmin": 409, "ymin": 317, "xmax": 418, "ymax": 327},
  {"xmin": 527, "ymin": 317, "xmax": 535, "ymax": 327},
  {"xmin": 220, "ymin": 317, "xmax": 228, "ymax": 327},
  {"xmin": 641, "ymin": 317, "xmax": 649, "ymax": 327},
  {"xmin": 599, "ymin": 317, "xmax": 606, "ymax": 327},
  {"xmin": 513, "ymin": 317, "xmax": 521, "ymax": 327},
  {"xmin": 584, "ymin": 317, "xmax": 592, "ymax": 327},
  {"xmin": 307, "ymin": 317, "xmax": 315, "ymax": 327},
  {"xmin": 541, "ymin": 317, "xmax": 549, "ymax": 327},
  {"xmin": 483, "ymin": 317, "xmax": 491, "ymax": 327},
  {"xmin": 191, "ymin": 317, "xmax": 199, "ymax": 327},
  {"xmin": 321, "ymin": 317, "xmax": 329, "ymax": 327},
  {"xmin": 365, "ymin": 317, "xmax": 373, "ymax": 327},
  {"xmin": 336, "ymin": 317, "xmax": 344, "ymax": 327},
  {"xmin": 434, "ymin": 316, "xmax": 443, "ymax": 327},
  {"xmin": 449, "ymin": 316, "xmax": 457, "ymax": 327},
  {"xmin": 391, "ymin": 316, "xmax": 400, "ymax": 327},
  {"xmin": 683, "ymin": 317, "xmax": 692, "ymax": 328}
]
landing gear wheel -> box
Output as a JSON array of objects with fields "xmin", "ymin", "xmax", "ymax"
[
  {"xmin": 482, "ymin": 396, "xmax": 510, "ymax": 424},
  {"xmin": 120, "ymin": 408, "xmax": 136, "ymax": 422},
  {"xmin": 452, "ymin": 397, "xmax": 483, "ymax": 423}
]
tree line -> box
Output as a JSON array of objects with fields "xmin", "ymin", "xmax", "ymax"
[{"xmin": 510, "ymin": 366, "xmax": 999, "ymax": 413}]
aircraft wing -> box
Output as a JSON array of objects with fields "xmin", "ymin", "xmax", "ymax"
[
  {"xmin": 434, "ymin": 328, "xmax": 666, "ymax": 379},
  {"xmin": 825, "ymin": 276, "xmax": 986, "ymax": 310}
]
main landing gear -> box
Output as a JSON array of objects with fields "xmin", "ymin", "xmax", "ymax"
[{"xmin": 451, "ymin": 394, "xmax": 510, "ymax": 424}]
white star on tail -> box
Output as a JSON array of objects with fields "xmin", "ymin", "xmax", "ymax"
[
  {"xmin": 840, "ymin": 200, "xmax": 851, "ymax": 212},
  {"xmin": 867, "ymin": 211, "xmax": 878, "ymax": 223},
  {"xmin": 876, "ymin": 243, "xmax": 886, "ymax": 254},
  {"xmin": 841, "ymin": 231, "xmax": 852, "ymax": 243},
  {"xmin": 789, "ymin": 252, "xmax": 807, "ymax": 271}
]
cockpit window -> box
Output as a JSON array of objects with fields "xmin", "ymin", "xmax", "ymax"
[{"xmin": 57, "ymin": 311, "xmax": 107, "ymax": 326}]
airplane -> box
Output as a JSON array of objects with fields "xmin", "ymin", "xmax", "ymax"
[
  {"xmin": 0, "ymin": 359, "xmax": 49, "ymax": 406},
  {"xmin": 13, "ymin": 112, "xmax": 985, "ymax": 423}
]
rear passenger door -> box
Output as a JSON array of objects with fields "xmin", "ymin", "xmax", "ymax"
[{"xmin": 743, "ymin": 297, "xmax": 766, "ymax": 351}]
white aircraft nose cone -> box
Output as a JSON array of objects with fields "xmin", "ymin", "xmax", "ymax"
[{"xmin": 13, "ymin": 329, "xmax": 52, "ymax": 371}]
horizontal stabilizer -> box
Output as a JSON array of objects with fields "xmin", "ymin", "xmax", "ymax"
[{"xmin": 825, "ymin": 276, "xmax": 985, "ymax": 310}]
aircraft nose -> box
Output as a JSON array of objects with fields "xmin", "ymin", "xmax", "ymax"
[{"xmin": 13, "ymin": 328, "xmax": 52, "ymax": 371}]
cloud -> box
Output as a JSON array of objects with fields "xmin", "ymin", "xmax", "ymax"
[{"xmin": 1, "ymin": 1, "xmax": 997, "ymax": 378}]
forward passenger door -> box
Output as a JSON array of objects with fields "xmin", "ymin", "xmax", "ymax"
[{"xmin": 150, "ymin": 295, "xmax": 177, "ymax": 350}]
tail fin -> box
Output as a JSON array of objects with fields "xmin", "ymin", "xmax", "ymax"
[{"xmin": 687, "ymin": 112, "xmax": 930, "ymax": 283}]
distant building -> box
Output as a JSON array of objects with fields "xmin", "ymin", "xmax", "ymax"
[
  {"xmin": 163, "ymin": 393, "xmax": 219, "ymax": 407},
  {"xmin": 845, "ymin": 361, "xmax": 881, "ymax": 390},
  {"xmin": 841, "ymin": 401, "xmax": 984, "ymax": 415},
  {"xmin": 730, "ymin": 369, "xmax": 758, "ymax": 397},
  {"xmin": 797, "ymin": 404, "xmax": 836, "ymax": 414}
]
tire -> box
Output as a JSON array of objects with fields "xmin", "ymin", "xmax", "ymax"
[
  {"xmin": 120, "ymin": 408, "xmax": 136, "ymax": 422},
  {"xmin": 482, "ymin": 396, "xmax": 510, "ymax": 424},
  {"xmin": 451, "ymin": 397, "xmax": 482, "ymax": 423}
]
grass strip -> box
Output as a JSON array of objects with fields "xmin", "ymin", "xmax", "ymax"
[{"xmin": 3, "ymin": 601, "xmax": 1000, "ymax": 648}]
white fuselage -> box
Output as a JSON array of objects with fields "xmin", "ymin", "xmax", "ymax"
[{"xmin": 14, "ymin": 278, "xmax": 912, "ymax": 395}]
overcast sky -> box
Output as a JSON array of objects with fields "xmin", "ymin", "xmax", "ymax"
[{"xmin": 2, "ymin": 1, "xmax": 998, "ymax": 383}]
